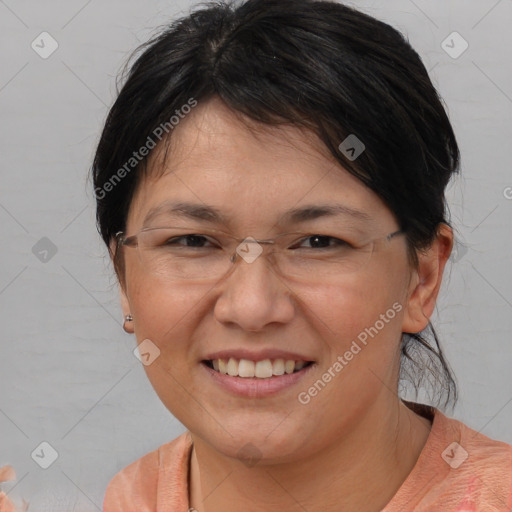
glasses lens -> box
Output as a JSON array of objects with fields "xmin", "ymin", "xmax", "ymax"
[
  {"xmin": 138, "ymin": 227, "xmax": 232, "ymax": 280},
  {"xmin": 273, "ymin": 233, "xmax": 374, "ymax": 279}
]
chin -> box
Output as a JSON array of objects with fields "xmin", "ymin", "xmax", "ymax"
[{"xmin": 191, "ymin": 416, "xmax": 312, "ymax": 466}]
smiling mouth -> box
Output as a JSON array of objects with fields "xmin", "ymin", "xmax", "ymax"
[{"xmin": 202, "ymin": 358, "xmax": 314, "ymax": 379}]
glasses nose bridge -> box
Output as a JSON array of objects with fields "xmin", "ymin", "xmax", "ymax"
[{"xmin": 228, "ymin": 236, "xmax": 278, "ymax": 265}]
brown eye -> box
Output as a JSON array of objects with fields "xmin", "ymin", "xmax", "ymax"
[
  {"xmin": 164, "ymin": 235, "xmax": 212, "ymax": 248},
  {"xmin": 296, "ymin": 235, "xmax": 350, "ymax": 249}
]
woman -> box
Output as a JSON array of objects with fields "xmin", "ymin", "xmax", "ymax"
[{"xmin": 89, "ymin": 0, "xmax": 512, "ymax": 510}]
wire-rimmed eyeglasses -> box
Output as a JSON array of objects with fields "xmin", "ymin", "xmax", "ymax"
[{"xmin": 115, "ymin": 226, "xmax": 405, "ymax": 281}]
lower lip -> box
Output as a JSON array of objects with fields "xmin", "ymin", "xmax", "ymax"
[{"xmin": 200, "ymin": 362, "xmax": 315, "ymax": 398}]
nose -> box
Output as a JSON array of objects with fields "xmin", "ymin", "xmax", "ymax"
[{"xmin": 213, "ymin": 247, "xmax": 295, "ymax": 332}]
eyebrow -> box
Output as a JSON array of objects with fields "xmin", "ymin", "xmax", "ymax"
[{"xmin": 142, "ymin": 200, "xmax": 372, "ymax": 228}]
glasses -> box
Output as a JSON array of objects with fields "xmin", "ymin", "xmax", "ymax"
[{"xmin": 115, "ymin": 226, "xmax": 405, "ymax": 282}]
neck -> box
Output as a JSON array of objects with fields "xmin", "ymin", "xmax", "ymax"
[{"xmin": 189, "ymin": 398, "xmax": 432, "ymax": 512}]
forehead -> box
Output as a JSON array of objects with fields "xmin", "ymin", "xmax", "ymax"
[
  {"xmin": 128, "ymin": 98, "xmax": 393, "ymax": 231},
  {"xmin": 149, "ymin": 97, "xmax": 338, "ymax": 175}
]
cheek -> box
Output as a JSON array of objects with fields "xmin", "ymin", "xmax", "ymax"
[
  {"xmin": 303, "ymin": 271, "xmax": 407, "ymax": 401},
  {"xmin": 126, "ymin": 275, "xmax": 213, "ymax": 422},
  {"xmin": 305, "ymin": 271, "xmax": 406, "ymax": 339},
  {"xmin": 296, "ymin": 280, "xmax": 405, "ymax": 399},
  {"xmin": 126, "ymin": 272, "xmax": 208, "ymax": 360}
]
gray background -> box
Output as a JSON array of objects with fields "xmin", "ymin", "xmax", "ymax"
[{"xmin": 1, "ymin": 0, "xmax": 511, "ymax": 510}]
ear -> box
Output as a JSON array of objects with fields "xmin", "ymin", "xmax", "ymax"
[
  {"xmin": 109, "ymin": 238, "xmax": 134, "ymax": 334},
  {"xmin": 401, "ymin": 224, "xmax": 453, "ymax": 333}
]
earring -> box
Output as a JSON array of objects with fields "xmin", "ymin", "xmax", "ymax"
[{"xmin": 123, "ymin": 314, "xmax": 133, "ymax": 333}]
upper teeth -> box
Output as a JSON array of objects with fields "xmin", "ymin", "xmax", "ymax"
[{"xmin": 211, "ymin": 358, "xmax": 308, "ymax": 378}]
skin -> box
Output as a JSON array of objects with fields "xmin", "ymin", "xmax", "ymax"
[{"xmin": 114, "ymin": 96, "xmax": 453, "ymax": 512}]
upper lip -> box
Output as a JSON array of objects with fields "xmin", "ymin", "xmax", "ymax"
[{"xmin": 203, "ymin": 349, "xmax": 315, "ymax": 362}]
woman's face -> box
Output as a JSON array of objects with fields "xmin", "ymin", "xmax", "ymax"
[{"xmin": 119, "ymin": 97, "xmax": 422, "ymax": 463}]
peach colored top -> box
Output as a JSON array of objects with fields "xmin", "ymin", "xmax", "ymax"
[{"xmin": 101, "ymin": 403, "xmax": 512, "ymax": 511}]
